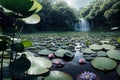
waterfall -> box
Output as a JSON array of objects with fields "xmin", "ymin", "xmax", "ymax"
[{"xmin": 75, "ymin": 18, "xmax": 90, "ymax": 31}]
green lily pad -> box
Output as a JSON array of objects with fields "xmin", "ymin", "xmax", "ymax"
[
  {"xmin": 9, "ymin": 57, "xmax": 31, "ymax": 73},
  {"xmin": 84, "ymin": 56, "xmax": 94, "ymax": 61},
  {"xmin": 37, "ymin": 49, "xmax": 53, "ymax": 56},
  {"xmin": 99, "ymin": 40, "xmax": 110, "ymax": 44},
  {"xmin": 44, "ymin": 71, "xmax": 73, "ymax": 80},
  {"xmin": 106, "ymin": 50, "xmax": 120, "ymax": 60},
  {"xmin": 97, "ymin": 51, "xmax": 106, "ymax": 57},
  {"xmin": 54, "ymin": 49, "xmax": 74, "ymax": 57},
  {"xmin": 116, "ymin": 65, "xmax": 120, "ymax": 76},
  {"xmin": 27, "ymin": 57, "xmax": 52, "ymax": 75},
  {"xmin": 83, "ymin": 48, "xmax": 96, "ymax": 54},
  {"xmin": 102, "ymin": 44, "xmax": 116, "ymax": 50},
  {"xmin": 89, "ymin": 44, "xmax": 103, "ymax": 50},
  {"xmin": 21, "ymin": 39, "xmax": 33, "ymax": 48},
  {"xmin": 23, "ymin": 14, "xmax": 40, "ymax": 24},
  {"xmin": 91, "ymin": 57, "xmax": 117, "ymax": 71}
]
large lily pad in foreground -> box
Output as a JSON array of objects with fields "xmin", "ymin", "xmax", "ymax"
[
  {"xmin": 116, "ymin": 65, "xmax": 120, "ymax": 76},
  {"xmin": 106, "ymin": 50, "xmax": 120, "ymax": 60},
  {"xmin": 44, "ymin": 71, "xmax": 73, "ymax": 80},
  {"xmin": 91, "ymin": 57, "xmax": 117, "ymax": 71},
  {"xmin": 54, "ymin": 49, "xmax": 74, "ymax": 57},
  {"xmin": 27, "ymin": 57, "xmax": 52, "ymax": 75}
]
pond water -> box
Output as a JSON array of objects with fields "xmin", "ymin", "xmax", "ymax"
[{"xmin": 51, "ymin": 51, "xmax": 120, "ymax": 80}]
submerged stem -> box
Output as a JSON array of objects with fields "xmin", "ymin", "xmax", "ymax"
[{"xmin": 0, "ymin": 51, "xmax": 4, "ymax": 80}]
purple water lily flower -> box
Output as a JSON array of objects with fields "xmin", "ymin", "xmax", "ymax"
[{"xmin": 77, "ymin": 71, "xmax": 97, "ymax": 80}]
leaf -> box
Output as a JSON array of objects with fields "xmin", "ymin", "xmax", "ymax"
[
  {"xmin": 29, "ymin": 0, "xmax": 42, "ymax": 12},
  {"xmin": 54, "ymin": 49, "xmax": 74, "ymax": 57},
  {"xmin": 11, "ymin": 43, "xmax": 24, "ymax": 52},
  {"xmin": 102, "ymin": 44, "xmax": 116, "ymax": 50},
  {"xmin": 0, "ymin": 0, "xmax": 34, "ymax": 14},
  {"xmin": 89, "ymin": 44, "xmax": 103, "ymax": 50},
  {"xmin": 27, "ymin": 57, "xmax": 52, "ymax": 75},
  {"xmin": 9, "ymin": 57, "xmax": 31, "ymax": 73},
  {"xmin": 91, "ymin": 57, "xmax": 117, "ymax": 71},
  {"xmin": 116, "ymin": 65, "xmax": 120, "ymax": 76},
  {"xmin": 97, "ymin": 51, "xmax": 106, "ymax": 57},
  {"xmin": 44, "ymin": 71, "xmax": 73, "ymax": 80},
  {"xmin": 106, "ymin": 50, "xmax": 120, "ymax": 60},
  {"xmin": 21, "ymin": 39, "xmax": 33, "ymax": 48},
  {"xmin": 23, "ymin": 14, "xmax": 41, "ymax": 24},
  {"xmin": 37, "ymin": 49, "xmax": 53, "ymax": 56},
  {"xmin": 83, "ymin": 48, "xmax": 96, "ymax": 54},
  {"xmin": 0, "ymin": 40, "xmax": 8, "ymax": 51}
]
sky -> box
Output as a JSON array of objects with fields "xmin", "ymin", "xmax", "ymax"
[{"xmin": 64, "ymin": 0, "xmax": 95, "ymax": 9}]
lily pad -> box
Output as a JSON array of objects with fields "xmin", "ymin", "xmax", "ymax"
[
  {"xmin": 54, "ymin": 49, "xmax": 74, "ymax": 57},
  {"xmin": 102, "ymin": 44, "xmax": 116, "ymax": 50},
  {"xmin": 44, "ymin": 71, "xmax": 73, "ymax": 80},
  {"xmin": 106, "ymin": 50, "xmax": 120, "ymax": 60},
  {"xmin": 116, "ymin": 65, "xmax": 120, "ymax": 76},
  {"xmin": 37, "ymin": 49, "xmax": 53, "ymax": 56},
  {"xmin": 91, "ymin": 57, "xmax": 117, "ymax": 71},
  {"xmin": 89, "ymin": 44, "xmax": 103, "ymax": 50},
  {"xmin": 83, "ymin": 48, "xmax": 96, "ymax": 54},
  {"xmin": 84, "ymin": 56, "xmax": 94, "ymax": 61},
  {"xmin": 27, "ymin": 57, "xmax": 52, "ymax": 75},
  {"xmin": 97, "ymin": 51, "xmax": 106, "ymax": 57}
]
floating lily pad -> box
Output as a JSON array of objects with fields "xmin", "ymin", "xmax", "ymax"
[
  {"xmin": 89, "ymin": 44, "xmax": 103, "ymax": 50},
  {"xmin": 91, "ymin": 57, "xmax": 117, "ymax": 71},
  {"xmin": 37, "ymin": 49, "xmax": 53, "ymax": 56},
  {"xmin": 102, "ymin": 44, "xmax": 116, "ymax": 50},
  {"xmin": 9, "ymin": 57, "xmax": 31, "ymax": 73},
  {"xmin": 54, "ymin": 49, "xmax": 74, "ymax": 57},
  {"xmin": 106, "ymin": 50, "xmax": 120, "ymax": 60},
  {"xmin": 97, "ymin": 51, "xmax": 106, "ymax": 57},
  {"xmin": 27, "ymin": 57, "xmax": 52, "ymax": 75},
  {"xmin": 44, "ymin": 71, "xmax": 73, "ymax": 80},
  {"xmin": 84, "ymin": 56, "xmax": 94, "ymax": 61},
  {"xmin": 83, "ymin": 48, "xmax": 96, "ymax": 54},
  {"xmin": 99, "ymin": 40, "xmax": 110, "ymax": 44},
  {"xmin": 116, "ymin": 65, "xmax": 120, "ymax": 76}
]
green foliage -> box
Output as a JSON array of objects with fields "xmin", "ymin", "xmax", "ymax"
[
  {"xmin": 79, "ymin": 0, "xmax": 120, "ymax": 29},
  {"xmin": 36, "ymin": 0, "xmax": 78, "ymax": 31}
]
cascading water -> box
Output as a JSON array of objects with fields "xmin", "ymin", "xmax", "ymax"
[{"xmin": 75, "ymin": 18, "xmax": 90, "ymax": 31}]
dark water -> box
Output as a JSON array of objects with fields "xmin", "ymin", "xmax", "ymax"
[{"xmin": 51, "ymin": 51, "xmax": 120, "ymax": 80}]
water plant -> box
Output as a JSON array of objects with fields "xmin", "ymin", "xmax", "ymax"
[{"xmin": 77, "ymin": 71, "xmax": 97, "ymax": 80}]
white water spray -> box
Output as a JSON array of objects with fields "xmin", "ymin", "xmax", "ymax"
[{"xmin": 75, "ymin": 18, "xmax": 90, "ymax": 31}]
